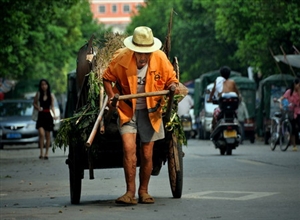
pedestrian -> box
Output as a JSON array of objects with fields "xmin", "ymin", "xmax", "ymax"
[
  {"xmin": 237, "ymin": 96, "xmax": 250, "ymax": 144},
  {"xmin": 33, "ymin": 79, "xmax": 57, "ymax": 159},
  {"xmin": 277, "ymin": 78, "xmax": 300, "ymax": 151},
  {"xmin": 103, "ymin": 26, "xmax": 179, "ymax": 205}
]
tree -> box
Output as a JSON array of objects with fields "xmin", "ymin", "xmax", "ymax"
[
  {"xmin": 0, "ymin": 0, "xmax": 107, "ymax": 94},
  {"xmin": 171, "ymin": 0, "xmax": 240, "ymax": 82},
  {"xmin": 202, "ymin": 0, "xmax": 300, "ymax": 76},
  {"xmin": 127, "ymin": 0, "xmax": 241, "ymax": 82},
  {"xmin": 127, "ymin": 0, "xmax": 300, "ymax": 81}
]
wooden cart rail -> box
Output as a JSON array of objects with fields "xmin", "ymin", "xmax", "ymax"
[{"xmin": 86, "ymin": 86, "xmax": 176, "ymax": 147}]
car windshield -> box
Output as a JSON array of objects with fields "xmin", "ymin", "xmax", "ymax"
[{"xmin": 0, "ymin": 101, "xmax": 33, "ymax": 117}]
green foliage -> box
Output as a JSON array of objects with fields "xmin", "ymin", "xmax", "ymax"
[
  {"xmin": 202, "ymin": 0, "xmax": 300, "ymax": 76},
  {"xmin": 127, "ymin": 0, "xmax": 242, "ymax": 82},
  {"xmin": 127, "ymin": 0, "xmax": 299, "ymax": 81},
  {"xmin": 163, "ymin": 95, "xmax": 187, "ymax": 146},
  {"xmin": 53, "ymin": 71, "xmax": 101, "ymax": 152},
  {"xmin": 0, "ymin": 0, "xmax": 108, "ymax": 94}
]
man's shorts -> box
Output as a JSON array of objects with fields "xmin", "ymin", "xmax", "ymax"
[{"xmin": 119, "ymin": 109, "xmax": 165, "ymax": 143}]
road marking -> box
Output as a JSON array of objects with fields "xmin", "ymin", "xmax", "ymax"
[
  {"xmin": 236, "ymin": 159, "xmax": 266, "ymax": 166},
  {"xmin": 183, "ymin": 191, "xmax": 278, "ymax": 201}
]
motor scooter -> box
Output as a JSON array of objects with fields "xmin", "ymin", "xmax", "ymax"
[
  {"xmin": 180, "ymin": 113, "xmax": 192, "ymax": 140},
  {"xmin": 210, "ymin": 92, "xmax": 241, "ymax": 155}
]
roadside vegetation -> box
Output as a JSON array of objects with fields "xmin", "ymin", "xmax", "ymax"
[
  {"xmin": 1, "ymin": 0, "xmax": 299, "ymax": 95},
  {"xmin": 128, "ymin": 0, "xmax": 300, "ymax": 82}
]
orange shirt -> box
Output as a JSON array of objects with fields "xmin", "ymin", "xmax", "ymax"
[{"xmin": 103, "ymin": 48, "xmax": 179, "ymax": 132}]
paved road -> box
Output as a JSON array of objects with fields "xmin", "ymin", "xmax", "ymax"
[{"xmin": 0, "ymin": 139, "xmax": 299, "ymax": 220}]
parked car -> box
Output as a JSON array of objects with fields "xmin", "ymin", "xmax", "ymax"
[{"xmin": 0, "ymin": 99, "xmax": 39, "ymax": 149}]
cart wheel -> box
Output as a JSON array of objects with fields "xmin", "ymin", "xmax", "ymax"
[
  {"xmin": 226, "ymin": 145, "xmax": 232, "ymax": 155},
  {"xmin": 168, "ymin": 133, "xmax": 183, "ymax": 198},
  {"xmin": 67, "ymin": 143, "xmax": 83, "ymax": 204},
  {"xmin": 220, "ymin": 147, "xmax": 226, "ymax": 155}
]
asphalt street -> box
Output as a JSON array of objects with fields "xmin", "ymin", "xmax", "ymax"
[{"xmin": 0, "ymin": 139, "xmax": 299, "ymax": 220}]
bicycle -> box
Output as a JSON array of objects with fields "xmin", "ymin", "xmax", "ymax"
[{"xmin": 269, "ymin": 99, "xmax": 293, "ymax": 151}]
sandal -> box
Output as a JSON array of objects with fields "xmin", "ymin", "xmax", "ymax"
[
  {"xmin": 115, "ymin": 193, "xmax": 137, "ymax": 205},
  {"xmin": 39, "ymin": 156, "xmax": 43, "ymax": 159},
  {"xmin": 138, "ymin": 193, "xmax": 155, "ymax": 204},
  {"xmin": 44, "ymin": 156, "xmax": 48, "ymax": 160}
]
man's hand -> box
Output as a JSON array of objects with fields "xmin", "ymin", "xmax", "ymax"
[
  {"xmin": 168, "ymin": 83, "xmax": 179, "ymax": 94},
  {"xmin": 107, "ymin": 95, "xmax": 118, "ymax": 110}
]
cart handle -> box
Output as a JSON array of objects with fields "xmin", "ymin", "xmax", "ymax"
[
  {"xmin": 86, "ymin": 95, "xmax": 108, "ymax": 147},
  {"xmin": 86, "ymin": 86, "xmax": 176, "ymax": 147},
  {"xmin": 117, "ymin": 89, "xmax": 170, "ymax": 100},
  {"xmin": 105, "ymin": 87, "xmax": 175, "ymax": 125}
]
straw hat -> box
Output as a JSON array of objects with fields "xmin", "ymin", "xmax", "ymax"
[{"xmin": 123, "ymin": 26, "xmax": 162, "ymax": 53}]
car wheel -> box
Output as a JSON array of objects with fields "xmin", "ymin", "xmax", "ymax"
[
  {"xmin": 264, "ymin": 131, "xmax": 270, "ymax": 145},
  {"xmin": 204, "ymin": 131, "xmax": 210, "ymax": 140},
  {"xmin": 198, "ymin": 128, "xmax": 204, "ymax": 140}
]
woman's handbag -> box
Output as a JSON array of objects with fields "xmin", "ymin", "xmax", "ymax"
[
  {"xmin": 32, "ymin": 108, "xmax": 38, "ymax": 121},
  {"xmin": 32, "ymin": 92, "xmax": 39, "ymax": 121}
]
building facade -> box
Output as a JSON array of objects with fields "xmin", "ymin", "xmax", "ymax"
[{"xmin": 90, "ymin": 0, "xmax": 145, "ymax": 33}]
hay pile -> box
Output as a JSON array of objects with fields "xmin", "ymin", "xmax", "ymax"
[{"xmin": 93, "ymin": 33, "xmax": 127, "ymax": 82}]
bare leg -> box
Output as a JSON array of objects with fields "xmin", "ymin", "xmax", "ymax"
[
  {"xmin": 138, "ymin": 141, "xmax": 154, "ymax": 195},
  {"xmin": 290, "ymin": 135, "xmax": 298, "ymax": 151},
  {"xmin": 38, "ymin": 127, "xmax": 45, "ymax": 157},
  {"xmin": 44, "ymin": 131, "xmax": 51, "ymax": 157},
  {"xmin": 121, "ymin": 133, "xmax": 137, "ymax": 196}
]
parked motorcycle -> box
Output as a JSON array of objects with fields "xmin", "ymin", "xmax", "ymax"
[
  {"xmin": 210, "ymin": 92, "xmax": 241, "ymax": 155},
  {"xmin": 180, "ymin": 114, "xmax": 193, "ymax": 140}
]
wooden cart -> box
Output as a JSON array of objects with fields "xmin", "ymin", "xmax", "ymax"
[{"xmin": 62, "ymin": 36, "xmax": 184, "ymax": 205}]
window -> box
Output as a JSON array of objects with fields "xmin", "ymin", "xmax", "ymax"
[
  {"xmin": 112, "ymin": 4, "xmax": 117, "ymax": 13},
  {"xmin": 98, "ymin": 5, "xmax": 105, "ymax": 13},
  {"xmin": 123, "ymin": 4, "xmax": 130, "ymax": 13}
]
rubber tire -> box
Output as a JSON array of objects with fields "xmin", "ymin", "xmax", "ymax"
[
  {"xmin": 198, "ymin": 127, "xmax": 204, "ymax": 140},
  {"xmin": 168, "ymin": 134, "xmax": 183, "ymax": 198},
  {"xmin": 264, "ymin": 131, "xmax": 270, "ymax": 145},
  {"xmin": 270, "ymin": 119, "xmax": 278, "ymax": 151},
  {"xmin": 184, "ymin": 131, "xmax": 191, "ymax": 140},
  {"xmin": 250, "ymin": 131, "xmax": 255, "ymax": 143},
  {"xmin": 204, "ymin": 131, "xmax": 210, "ymax": 140},
  {"xmin": 226, "ymin": 146, "xmax": 232, "ymax": 155},
  {"xmin": 0, "ymin": 143, "xmax": 3, "ymax": 149},
  {"xmin": 220, "ymin": 148, "xmax": 226, "ymax": 155},
  {"xmin": 68, "ymin": 143, "xmax": 83, "ymax": 204},
  {"xmin": 280, "ymin": 120, "xmax": 292, "ymax": 151}
]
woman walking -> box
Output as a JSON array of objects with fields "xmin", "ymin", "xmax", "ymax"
[{"xmin": 33, "ymin": 79, "xmax": 57, "ymax": 159}]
